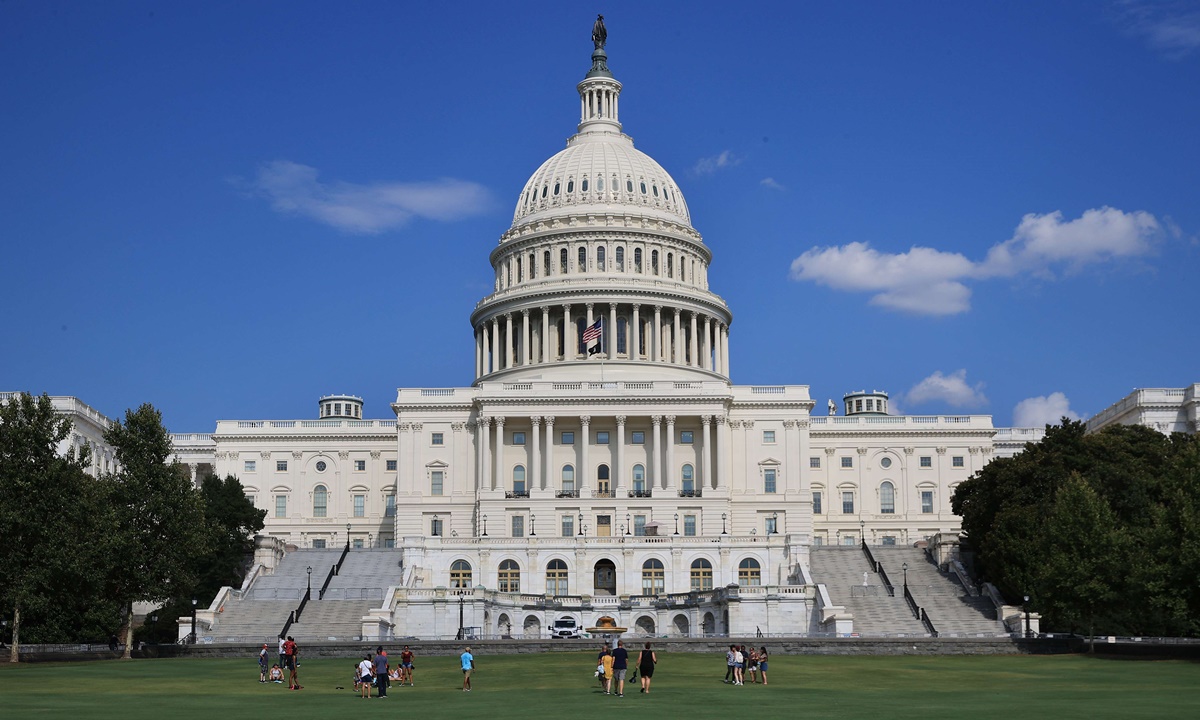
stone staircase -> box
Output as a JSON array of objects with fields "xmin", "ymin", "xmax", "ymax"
[
  {"xmin": 809, "ymin": 546, "xmax": 926, "ymax": 636},
  {"xmin": 871, "ymin": 547, "xmax": 1006, "ymax": 636}
]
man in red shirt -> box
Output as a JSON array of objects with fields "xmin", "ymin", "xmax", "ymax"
[{"xmin": 283, "ymin": 636, "xmax": 302, "ymax": 690}]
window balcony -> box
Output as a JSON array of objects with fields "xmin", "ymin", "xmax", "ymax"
[
  {"xmin": 505, "ymin": 490, "xmax": 530, "ymax": 499},
  {"xmin": 556, "ymin": 490, "xmax": 579, "ymax": 499},
  {"xmin": 628, "ymin": 490, "xmax": 653, "ymax": 498},
  {"xmin": 678, "ymin": 488, "xmax": 702, "ymax": 498}
]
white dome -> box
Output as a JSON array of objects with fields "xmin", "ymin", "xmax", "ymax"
[{"xmin": 512, "ymin": 131, "xmax": 691, "ymax": 229}]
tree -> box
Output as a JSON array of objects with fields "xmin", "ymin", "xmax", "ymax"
[
  {"xmin": 103, "ymin": 403, "xmax": 206, "ymax": 658},
  {"xmin": 0, "ymin": 393, "xmax": 116, "ymax": 661}
]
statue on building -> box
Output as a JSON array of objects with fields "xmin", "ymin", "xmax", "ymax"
[
  {"xmin": 592, "ymin": 14, "xmax": 607, "ymax": 50},
  {"xmin": 828, "ymin": 399, "xmax": 837, "ymax": 415}
]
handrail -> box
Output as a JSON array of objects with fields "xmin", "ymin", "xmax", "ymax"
[
  {"xmin": 861, "ymin": 540, "xmax": 895, "ymax": 596},
  {"xmin": 920, "ymin": 608, "xmax": 939, "ymax": 637},
  {"xmin": 279, "ymin": 611, "xmax": 294, "ymax": 640},
  {"xmin": 294, "ymin": 587, "xmax": 311, "ymax": 623},
  {"xmin": 903, "ymin": 584, "xmax": 921, "ymax": 619},
  {"xmin": 319, "ymin": 566, "xmax": 337, "ymax": 600}
]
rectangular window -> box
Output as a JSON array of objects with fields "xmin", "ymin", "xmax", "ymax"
[
  {"xmin": 431, "ymin": 518, "xmax": 442, "ymax": 537},
  {"xmin": 387, "ymin": 460, "xmax": 397, "ymax": 471},
  {"xmin": 276, "ymin": 460, "xmax": 287, "ymax": 472},
  {"xmin": 882, "ymin": 536, "xmax": 897, "ymax": 546},
  {"xmin": 353, "ymin": 538, "xmax": 364, "ymax": 549},
  {"xmin": 684, "ymin": 514, "xmax": 697, "ymax": 536},
  {"xmin": 562, "ymin": 516, "xmax": 574, "ymax": 537},
  {"xmin": 765, "ymin": 516, "xmax": 777, "ymax": 534},
  {"xmin": 921, "ymin": 490, "xmax": 934, "ymax": 514},
  {"xmin": 762, "ymin": 430, "xmax": 776, "ymax": 444},
  {"xmin": 841, "ymin": 456, "xmax": 853, "ymax": 468},
  {"xmin": 810, "ymin": 456, "xmax": 821, "ymax": 469},
  {"xmin": 680, "ymin": 430, "xmax": 694, "ymax": 444},
  {"xmin": 953, "ymin": 456, "xmax": 964, "ymax": 467},
  {"xmin": 764, "ymin": 468, "xmax": 777, "ymax": 494},
  {"xmin": 813, "ymin": 536, "xmax": 824, "ymax": 547},
  {"xmin": 634, "ymin": 515, "xmax": 646, "ymax": 536},
  {"xmin": 383, "ymin": 537, "xmax": 395, "ymax": 548},
  {"xmin": 245, "ymin": 494, "xmax": 256, "ymax": 507},
  {"xmin": 813, "ymin": 491, "xmax": 823, "ymax": 514},
  {"xmin": 512, "ymin": 432, "xmax": 526, "ymax": 446},
  {"xmin": 842, "ymin": 535, "xmax": 856, "ymax": 546},
  {"xmin": 385, "ymin": 494, "xmax": 396, "ymax": 517},
  {"xmin": 244, "ymin": 460, "xmax": 256, "ymax": 473},
  {"xmin": 431, "ymin": 470, "xmax": 444, "ymax": 496},
  {"xmin": 561, "ymin": 431, "xmax": 574, "ymax": 445},
  {"xmin": 313, "ymin": 538, "xmax": 326, "ymax": 549},
  {"xmin": 355, "ymin": 460, "xmax": 366, "ymax": 471},
  {"xmin": 432, "ymin": 432, "xmax": 445, "ymax": 446},
  {"xmin": 842, "ymin": 491, "xmax": 855, "ymax": 514},
  {"xmin": 920, "ymin": 456, "xmax": 932, "ymax": 468},
  {"xmin": 512, "ymin": 515, "xmax": 524, "ymax": 538},
  {"xmin": 632, "ymin": 431, "xmax": 645, "ymax": 444},
  {"xmin": 274, "ymin": 495, "xmax": 287, "ymax": 518},
  {"xmin": 596, "ymin": 431, "xmax": 610, "ymax": 444},
  {"xmin": 353, "ymin": 494, "xmax": 365, "ymax": 517}
]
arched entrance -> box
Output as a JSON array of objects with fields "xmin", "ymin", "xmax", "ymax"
[
  {"xmin": 594, "ymin": 559, "xmax": 617, "ymax": 596},
  {"xmin": 523, "ymin": 615, "xmax": 542, "ymax": 638},
  {"xmin": 672, "ymin": 614, "xmax": 690, "ymax": 637},
  {"xmin": 497, "ymin": 613, "xmax": 512, "ymax": 638},
  {"xmin": 702, "ymin": 612, "xmax": 716, "ymax": 636},
  {"xmin": 635, "ymin": 615, "xmax": 656, "ymax": 636}
]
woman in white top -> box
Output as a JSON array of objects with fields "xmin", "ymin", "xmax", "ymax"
[{"xmin": 358, "ymin": 654, "xmax": 374, "ymax": 698}]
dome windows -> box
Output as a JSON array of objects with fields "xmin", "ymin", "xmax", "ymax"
[
  {"xmin": 652, "ymin": 184, "xmax": 659, "ymax": 197},
  {"xmin": 634, "ymin": 248, "xmax": 643, "ymax": 273},
  {"xmin": 581, "ymin": 178, "xmax": 589, "ymax": 192},
  {"xmin": 597, "ymin": 246, "xmax": 606, "ymax": 270},
  {"xmin": 541, "ymin": 185, "xmax": 548, "ymax": 199},
  {"xmin": 577, "ymin": 246, "xmax": 587, "ymax": 272},
  {"xmin": 566, "ymin": 179, "xmax": 574, "ymax": 193},
  {"xmin": 667, "ymin": 252, "xmax": 674, "ymax": 278},
  {"xmin": 626, "ymin": 179, "xmax": 634, "ymax": 193},
  {"xmin": 615, "ymin": 246, "xmax": 624, "ymax": 271},
  {"xmin": 553, "ymin": 182, "xmax": 560, "ymax": 196},
  {"xmin": 640, "ymin": 181, "xmax": 647, "ymax": 195},
  {"xmin": 596, "ymin": 177, "xmax": 604, "ymax": 191}
]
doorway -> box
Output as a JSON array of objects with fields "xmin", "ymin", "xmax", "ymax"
[
  {"xmin": 596, "ymin": 514, "xmax": 611, "ymax": 537},
  {"xmin": 594, "ymin": 559, "xmax": 617, "ymax": 596}
]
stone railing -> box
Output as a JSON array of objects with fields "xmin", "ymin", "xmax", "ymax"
[
  {"xmin": 216, "ymin": 419, "xmax": 397, "ymax": 433},
  {"xmin": 810, "ymin": 415, "xmax": 992, "ymax": 430}
]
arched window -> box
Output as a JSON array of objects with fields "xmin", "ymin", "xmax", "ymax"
[
  {"xmin": 667, "ymin": 252, "xmax": 674, "ymax": 278},
  {"xmin": 562, "ymin": 464, "xmax": 575, "ymax": 495},
  {"xmin": 529, "ymin": 253, "xmax": 536, "ymax": 279},
  {"xmin": 651, "ymin": 250, "xmax": 659, "ymax": 275},
  {"xmin": 634, "ymin": 248, "xmax": 643, "ymax": 273},
  {"xmin": 596, "ymin": 176, "xmax": 604, "ymax": 191},
  {"xmin": 553, "ymin": 182, "xmax": 560, "ymax": 196},
  {"xmin": 690, "ymin": 558, "xmax": 713, "ymax": 591},
  {"xmin": 582, "ymin": 178, "xmax": 589, "ymax": 192},
  {"xmin": 616, "ymin": 317, "xmax": 628, "ymax": 355},
  {"xmin": 513, "ymin": 465, "xmax": 526, "ymax": 495},
  {"xmin": 544, "ymin": 250, "xmax": 551, "ymax": 276},
  {"xmin": 541, "ymin": 185, "xmax": 547, "ymax": 198},
  {"xmin": 880, "ymin": 481, "xmax": 895, "ymax": 514},
  {"xmin": 615, "ymin": 247, "xmax": 624, "ymax": 271},
  {"xmin": 638, "ymin": 320, "xmax": 647, "ymax": 357},
  {"xmin": 546, "ymin": 559, "xmax": 568, "ymax": 596},
  {"xmin": 597, "ymin": 463, "xmax": 610, "ymax": 496},
  {"xmin": 640, "ymin": 181, "xmax": 647, "ymax": 194},
  {"xmin": 498, "ymin": 560, "xmax": 521, "ymax": 593},
  {"xmin": 632, "ymin": 464, "xmax": 646, "ymax": 494},
  {"xmin": 738, "ymin": 558, "xmax": 762, "ymax": 586},
  {"xmin": 577, "ymin": 246, "xmax": 587, "ymax": 272},
  {"xmin": 597, "ymin": 246, "xmax": 606, "ymax": 270},
  {"xmin": 566, "ymin": 179, "xmax": 574, "ymax": 193},
  {"xmin": 626, "ymin": 179, "xmax": 634, "ymax": 193},
  {"xmin": 681, "ymin": 464, "xmax": 695, "ymax": 493},
  {"xmin": 516, "ymin": 256, "xmax": 523, "ymax": 283},
  {"xmin": 642, "ymin": 558, "xmax": 665, "ymax": 594},
  {"xmin": 560, "ymin": 248, "xmax": 568, "ymax": 274},
  {"xmin": 450, "ymin": 560, "xmax": 472, "ymax": 589},
  {"xmin": 313, "ymin": 485, "xmax": 328, "ymax": 517},
  {"xmin": 652, "ymin": 184, "xmax": 659, "ymax": 197}
]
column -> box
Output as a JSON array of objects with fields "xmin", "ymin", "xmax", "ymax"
[
  {"xmin": 579, "ymin": 415, "xmax": 591, "ymax": 498},
  {"xmin": 479, "ymin": 417, "xmax": 490, "ymax": 491},
  {"xmin": 651, "ymin": 415, "xmax": 663, "ymax": 493},
  {"xmin": 474, "ymin": 328, "xmax": 481, "ymax": 378},
  {"xmin": 665, "ymin": 415, "xmax": 676, "ymax": 492},
  {"xmin": 543, "ymin": 416, "xmax": 556, "ymax": 491},
  {"xmin": 521, "ymin": 310, "xmax": 531, "ymax": 365},
  {"xmin": 653, "ymin": 305, "xmax": 663, "ymax": 362},
  {"xmin": 491, "ymin": 318, "xmax": 500, "ymax": 372},
  {"xmin": 630, "ymin": 304, "xmax": 640, "ymax": 361},
  {"xmin": 530, "ymin": 416, "xmax": 542, "ymax": 491},
  {"xmin": 689, "ymin": 312, "xmax": 698, "ymax": 367},
  {"xmin": 701, "ymin": 415, "xmax": 713, "ymax": 490},
  {"xmin": 562, "ymin": 304, "xmax": 572, "ymax": 359},
  {"xmin": 721, "ymin": 324, "xmax": 730, "ymax": 376},
  {"xmin": 672, "ymin": 310, "xmax": 681, "ymax": 364},
  {"xmin": 541, "ymin": 306, "xmax": 551, "ymax": 365},
  {"xmin": 703, "ymin": 317, "xmax": 713, "ymax": 371},
  {"xmin": 504, "ymin": 313, "xmax": 514, "ymax": 369},
  {"xmin": 715, "ymin": 415, "xmax": 728, "ymax": 490},
  {"xmin": 615, "ymin": 416, "xmax": 627, "ymax": 494},
  {"xmin": 492, "ymin": 416, "xmax": 505, "ymax": 491},
  {"xmin": 608, "ymin": 302, "xmax": 617, "ymax": 358}
]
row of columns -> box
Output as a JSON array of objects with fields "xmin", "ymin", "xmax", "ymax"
[
  {"xmin": 474, "ymin": 303, "xmax": 730, "ymax": 378},
  {"xmin": 472, "ymin": 414, "xmax": 732, "ymax": 498},
  {"xmin": 581, "ymin": 83, "xmax": 619, "ymax": 123}
]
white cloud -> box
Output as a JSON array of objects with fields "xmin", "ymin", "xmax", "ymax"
[
  {"xmin": 788, "ymin": 207, "xmax": 1161, "ymax": 315},
  {"xmin": 1116, "ymin": 1, "xmax": 1200, "ymax": 59},
  {"xmin": 692, "ymin": 150, "xmax": 740, "ymax": 176},
  {"xmin": 1013, "ymin": 392, "xmax": 1082, "ymax": 428},
  {"xmin": 760, "ymin": 177, "xmax": 786, "ymax": 191},
  {"xmin": 239, "ymin": 160, "xmax": 491, "ymax": 234},
  {"xmin": 906, "ymin": 370, "xmax": 987, "ymax": 409}
]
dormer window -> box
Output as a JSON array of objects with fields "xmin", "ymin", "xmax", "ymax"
[
  {"xmin": 541, "ymin": 185, "xmax": 548, "ymax": 198},
  {"xmin": 582, "ymin": 178, "xmax": 589, "ymax": 192},
  {"xmin": 553, "ymin": 182, "xmax": 560, "ymax": 195},
  {"xmin": 652, "ymin": 184, "xmax": 659, "ymax": 197},
  {"xmin": 597, "ymin": 177, "xmax": 604, "ymax": 191},
  {"xmin": 640, "ymin": 181, "xmax": 647, "ymax": 194},
  {"xmin": 626, "ymin": 179, "xmax": 634, "ymax": 193},
  {"xmin": 567, "ymin": 179, "xmax": 574, "ymax": 193}
]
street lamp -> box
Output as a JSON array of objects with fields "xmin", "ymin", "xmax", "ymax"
[
  {"xmin": 771, "ymin": 511, "xmax": 779, "ymax": 534},
  {"xmin": 432, "ymin": 514, "xmax": 440, "ymax": 537},
  {"xmin": 902, "ymin": 562, "xmax": 908, "ymax": 590},
  {"xmin": 530, "ymin": 513, "xmax": 536, "ymax": 536},
  {"xmin": 457, "ymin": 591, "xmax": 466, "ymax": 641},
  {"xmin": 346, "ymin": 522, "xmax": 351, "ymax": 549},
  {"xmin": 578, "ymin": 512, "xmax": 584, "ymax": 536},
  {"xmin": 1024, "ymin": 595, "xmax": 1031, "ymax": 638},
  {"xmin": 190, "ymin": 598, "xmax": 197, "ymax": 644},
  {"xmin": 482, "ymin": 514, "xmax": 488, "ymax": 537},
  {"xmin": 721, "ymin": 512, "xmax": 727, "ymax": 535},
  {"xmin": 859, "ymin": 519, "xmax": 865, "ymax": 546},
  {"xmin": 673, "ymin": 513, "xmax": 679, "ymax": 535},
  {"xmin": 625, "ymin": 513, "xmax": 631, "ymax": 535},
  {"xmin": 306, "ymin": 566, "xmax": 312, "ymax": 594}
]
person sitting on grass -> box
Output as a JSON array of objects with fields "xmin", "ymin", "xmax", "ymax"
[
  {"xmin": 389, "ymin": 666, "xmax": 402, "ymax": 683},
  {"xmin": 358, "ymin": 654, "xmax": 374, "ymax": 699},
  {"xmin": 269, "ymin": 665, "xmax": 283, "ymax": 683}
]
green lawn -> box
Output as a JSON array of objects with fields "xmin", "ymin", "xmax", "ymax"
[{"xmin": 2, "ymin": 651, "xmax": 1199, "ymax": 719}]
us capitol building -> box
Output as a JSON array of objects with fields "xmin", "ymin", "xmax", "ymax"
[{"xmin": 17, "ymin": 25, "xmax": 1198, "ymax": 639}]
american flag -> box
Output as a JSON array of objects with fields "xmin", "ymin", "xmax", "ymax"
[{"xmin": 582, "ymin": 318, "xmax": 603, "ymax": 345}]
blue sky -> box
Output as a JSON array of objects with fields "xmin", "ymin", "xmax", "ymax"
[{"xmin": 2, "ymin": 1, "xmax": 1198, "ymax": 432}]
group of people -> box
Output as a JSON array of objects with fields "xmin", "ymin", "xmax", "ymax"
[
  {"xmin": 724, "ymin": 645, "xmax": 768, "ymax": 686},
  {"xmin": 595, "ymin": 640, "xmax": 658, "ymax": 696},
  {"xmin": 354, "ymin": 645, "xmax": 417, "ymax": 698},
  {"xmin": 257, "ymin": 636, "xmax": 302, "ymax": 690}
]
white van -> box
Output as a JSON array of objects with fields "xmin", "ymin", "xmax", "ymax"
[{"xmin": 551, "ymin": 616, "xmax": 582, "ymax": 639}]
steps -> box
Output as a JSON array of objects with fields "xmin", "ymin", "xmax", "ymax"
[
  {"xmin": 808, "ymin": 547, "xmax": 925, "ymax": 636},
  {"xmin": 871, "ymin": 547, "xmax": 1006, "ymax": 636}
]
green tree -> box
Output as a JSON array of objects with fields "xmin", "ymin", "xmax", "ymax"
[{"xmin": 103, "ymin": 403, "xmax": 207, "ymax": 658}]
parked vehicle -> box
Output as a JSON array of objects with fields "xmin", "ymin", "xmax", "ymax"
[{"xmin": 551, "ymin": 616, "xmax": 582, "ymax": 639}]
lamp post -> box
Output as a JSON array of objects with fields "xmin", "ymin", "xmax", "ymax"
[
  {"xmin": 721, "ymin": 512, "xmax": 727, "ymax": 535},
  {"xmin": 578, "ymin": 512, "xmax": 583, "ymax": 536},
  {"xmin": 859, "ymin": 519, "xmax": 865, "ymax": 547},
  {"xmin": 530, "ymin": 513, "xmax": 536, "ymax": 536},
  {"xmin": 482, "ymin": 514, "xmax": 488, "ymax": 537},
  {"xmin": 190, "ymin": 598, "xmax": 197, "ymax": 644},
  {"xmin": 432, "ymin": 514, "xmax": 439, "ymax": 537},
  {"xmin": 771, "ymin": 511, "xmax": 779, "ymax": 534},
  {"xmin": 902, "ymin": 562, "xmax": 908, "ymax": 590},
  {"xmin": 674, "ymin": 513, "xmax": 679, "ymax": 535},
  {"xmin": 625, "ymin": 513, "xmax": 631, "ymax": 535},
  {"xmin": 306, "ymin": 566, "xmax": 312, "ymax": 594},
  {"xmin": 345, "ymin": 522, "xmax": 351, "ymax": 549},
  {"xmin": 368, "ymin": 532, "xmax": 373, "ymax": 548},
  {"xmin": 1024, "ymin": 595, "xmax": 1031, "ymax": 638}
]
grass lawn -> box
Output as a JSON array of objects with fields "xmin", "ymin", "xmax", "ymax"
[{"xmin": 2, "ymin": 651, "xmax": 1199, "ymax": 719}]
